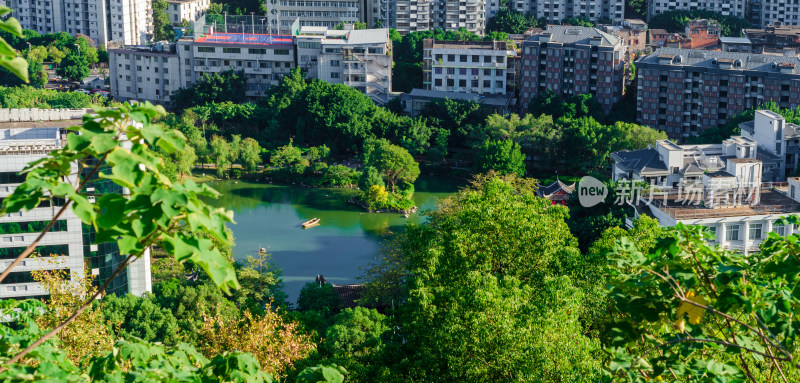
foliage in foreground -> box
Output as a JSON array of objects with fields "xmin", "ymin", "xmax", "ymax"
[{"xmin": 606, "ymin": 221, "xmax": 800, "ymax": 381}]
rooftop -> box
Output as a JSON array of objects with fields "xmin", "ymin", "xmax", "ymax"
[
  {"xmin": 651, "ymin": 188, "xmax": 799, "ymax": 220},
  {"xmin": 640, "ymin": 48, "xmax": 800, "ymax": 72},
  {"xmin": 0, "ymin": 126, "xmax": 64, "ymax": 154},
  {"xmin": 720, "ymin": 37, "xmax": 752, "ymax": 44},
  {"xmin": 528, "ymin": 25, "xmax": 619, "ymax": 47},
  {"xmin": 739, "ymin": 120, "xmax": 800, "ymax": 138},
  {"xmin": 194, "ymin": 33, "xmax": 293, "ymax": 46},
  {"xmin": 407, "ymin": 88, "xmax": 512, "ymax": 107}
]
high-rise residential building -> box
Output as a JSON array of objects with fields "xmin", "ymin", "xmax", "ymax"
[
  {"xmin": 647, "ymin": 0, "xmax": 746, "ymax": 21},
  {"xmin": 165, "ymin": 0, "xmax": 211, "ymax": 25},
  {"xmin": 509, "ymin": 0, "xmax": 625, "ymax": 25},
  {"xmin": 1, "ymin": 0, "xmax": 152, "ymax": 46},
  {"xmin": 394, "ymin": 0, "xmax": 431, "ymax": 33},
  {"xmin": 422, "ymin": 39, "xmax": 514, "ymax": 96},
  {"xmin": 519, "ymin": 26, "xmax": 626, "ymax": 114},
  {"xmin": 296, "ymin": 26, "xmax": 392, "ymax": 104},
  {"xmin": 0, "ymin": 112, "xmax": 151, "ymax": 299},
  {"xmin": 109, "ymin": 42, "xmax": 183, "ymax": 104},
  {"xmin": 430, "ymin": 0, "xmax": 485, "ymax": 35},
  {"xmin": 266, "ymin": 0, "xmax": 360, "ymax": 33},
  {"xmin": 757, "ymin": 0, "xmax": 800, "ymax": 28},
  {"xmin": 635, "ymin": 48, "xmax": 800, "ymax": 141}
]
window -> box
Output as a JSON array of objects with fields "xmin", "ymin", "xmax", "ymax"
[
  {"xmin": 222, "ymin": 47, "xmax": 241, "ymax": 54},
  {"xmin": 774, "ymin": 224, "xmax": 787, "ymax": 236},
  {"xmin": 249, "ymin": 48, "xmax": 267, "ymax": 54},
  {"xmin": 331, "ymin": 72, "xmax": 339, "ymax": 78},
  {"xmin": 274, "ymin": 49, "xmax": 290, "ymax": 55},
  {"xmin": 331, "ymin": 60, "xmax": 339, "ymax": 67},
  {"xmin": 707, "ymin": 226, "xmax": 717, "ymax": 239},
  {"xmin": 197, "ymin": 46, "xmax": 215, "ymax": 53},
  {"xmin": 749, "ymin": 223, "xmax": 763, "ymax": 240},
  {"xmin": 726, "ymin": 225, "xmax": 740, "ymax": 241},
  {"xmin": 434, "ymin": 79, "xmax": 442, "ymax": 86}
]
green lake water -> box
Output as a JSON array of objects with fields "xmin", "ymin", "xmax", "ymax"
[{"xmin": 208, "ymin": 176, "xmax": 463, "ymax": 303}]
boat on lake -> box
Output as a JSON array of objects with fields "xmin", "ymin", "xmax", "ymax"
[{"xmin": 302, "ymin": 218, "xmax": 321, "ymax": 229}]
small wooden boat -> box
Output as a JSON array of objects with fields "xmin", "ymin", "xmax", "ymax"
[{"xmin": 302, "ymin": 218, "xmax": 321, "ymax": 229}]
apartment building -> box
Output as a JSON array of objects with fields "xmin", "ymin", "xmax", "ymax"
[
  {"xmin": 1, "ymin": 0, "xmax": 152, "ymax": 46},
  {"xmin": 648, "ymin": 0, "xmax": 746, "ymax": 20},
  {"xmin": 509, "ymin": 0, "xmax": 625, "ymax": 25},
  {"xmin": 166, "ymin": 0, "xmax": 211, "ymax": 25},
  {"xmin": 519, "ymin": 26, "xmax": 626, "ymax": 114},
  {"xmin": 112, "ymin": 25, "xmax": 389, "ymax": 104},
  {"xmin": 0, "ymin": 116, "xmax": 151, "ymax": 298},
  {"xmin": 422, "ymin": 39, "xmax": 513, "ymax": 96},
  {"xmin": 745, "ymin": 24, "xmax": 800, "ymax": 54},
  {"xmin": 757, "ymin": 0, "xmax": 800, "ymax": 28},
  {"xmin": 611, "ymin": 132, "xmax": 799, "ymax": 255},
  {"xmin": 635, "ymin": 48, "xmax": 800, "ymax": 141},
  {"xmin": 109, "ymin": 42, "xmax": 183, "ymax": 104},
  {"xmin": 296, "ymin": 26, "xmax": 392, "ymax": 103},
  {"xmin": 272, "ymin": 0, "xmax": 361, "ymax": 33},
  {"xmin": 394, "ymin": 0, "xmax": 430, "ymax": 33},
  {"xmin": 739, "ymin": 110, "xmax": 800, "ymax": 181}
]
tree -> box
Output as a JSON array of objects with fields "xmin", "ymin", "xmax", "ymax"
[
  {"xmin": 47, "ymin": 45, "xmax": 66, "ymax": 65},
  {"xmin": 297, "ymin": 282, "xmax": 341, "ymax": 315},
  {"xmin": 649, "ymin": 9, "xmax": 752, "ymax": 37},
  {"xmin": 363, "ymin": 140, "xmax": 420, "ymax": 192},
  {"xmin": 56, "ymin": 51, "xmax": 90, "ymax": 81},
  {"xmin": 474, "ymin": 139, "xmax": 525, "ymax": 176},
  {"xmin": 210, "ymin": 135, "xmax": 232, "ymax": 177},
  {"xmin": 486, "ymin": 9, "xmax": 537, "ymax": 34},
  {"xmin": 152, "ymin": 0, "xmax": 175, "ymax": 41},
  {"xmin": 358, "ymin": 166, "xmax": 384, "ymax": 191},
  {"xmin": 383, "ymin": 177, "xmax": 602, "ymax": 381},
  {"xmin": 240, "ymin": 137, "xmax": 262, "ymax": 172},
  {"xmin": 561, "ymin": 16, "xmax": 595, "ymax": 27},
  {"xmin": 197, "ymin": 308, "xmax": 315, "ymax": 376},
  {"xmin": 101, "ymin": 293, "xmax": 181, "ymax": 346},
  {"xmin": 320, "ymin": 308, "xmax": 389, "ymax": 382},
  {"xmin": 172, "ymin": 70, "xmax": 248, "ymax": 109}
]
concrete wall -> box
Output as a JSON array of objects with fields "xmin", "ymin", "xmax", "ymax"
[{"xmin": 0, "ymin": 109, "xmax": 89, "ymax": 122}]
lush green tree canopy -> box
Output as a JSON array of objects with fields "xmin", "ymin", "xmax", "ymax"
[
  {"xmin": 649, "ymin": 9, "xmax": 753, "ymax": 37},
  {"xmin": 474, "ymin": 139, "xmax": 525, "ymax": 176},
  {"xmin": 486, "ymin": 9, "xmax": 539, "ymax": 34},
  {"xmin": 172, "ymin": 70, "xmax": 248, "ymax": 109}
]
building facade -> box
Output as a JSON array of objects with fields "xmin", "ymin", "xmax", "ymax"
[
  {"xmin": 519, "ymin": 26, "xmax": 626, "ymax": 114},
  {"xmin": 296, "ymin": 26, "xmax": 392, "ymax": 103},
  {"xmin": 109, "ymin": 42, "xmax": 183, "ymax": 104},
  {"xmin": 611, "ymin": 133, "xmax": 800, "ymax": 255},
  {"xmin": 0, "ymin": 117, "xmax": 151, "ymax": 299},
  {"xmin": 166, "ymin": 0, "xmax": 211, "ymax": 25},
  {"xmin": 647, "ymin": 0, "xmax": 747, "ymax": 21},
  {"xmin": 422, "ymin": 39, "xmax": 513, "ymax": 96},
  {"xmin": 683, "ymin": 19, "xmax": 721, "ymax": 49},
  {"xmin": 757, "ymin": 0, "xmax": 800, "ymax": 28},
  {"xmin": 269, "ymin": 0, "xmax": 361, "ymax": 33},
  {"xmin": 745, "ymin": 24, "xmax": 800, "ymax": 54},
  {"xmin": 509, "ymin": 0, "xmax": 625, "ymax": 25},
  {"xmin": 635, "ymin": 48, "xmax": 800, "ymax": 141},
  {"xmin": 1, "ymin": 0, "xmax": 152, "ymax": 46},
  {"xmin": 394, "ymin": 0, "xmax": 430, "ymax": 33}
]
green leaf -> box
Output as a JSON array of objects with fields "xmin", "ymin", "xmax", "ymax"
[
  {"xmin": 0, "ymin": 6, "xmax": 11, "ymax": 16},
  {"xmin": 0, "ymin": 56, "xmax": 27, "ymax": 83},
  {"xmin": 0, "ymin": 17, "xmax": 22, "ymax": 37},
  {"xmin": 97, "ymin": 194, "xmax": 126, "ymax": 228}
]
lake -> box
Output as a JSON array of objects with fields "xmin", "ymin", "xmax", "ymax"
[{"xmin": 208, "ymin": 176, "xmax": 464, "ymax": 303}]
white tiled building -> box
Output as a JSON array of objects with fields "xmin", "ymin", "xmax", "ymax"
[
  {"xmin": 647, "ymin": 0, "xmax": 747, "ymax": 21},
  {"xmin": 393, "ymin": 0, "xmax": 484, "ymax": 35},
  {"xmin": 422, "ymin": 39, "xmax": 513, "ymax": 95},
  {"xmin": 109, "ymin": 42, "xmax": 183, "ymax": 104},
  {"xmin": 611, "ymin": 110, "xmax": 800, "ymax": 254},
  {"xmin": 166, "ymin": 0, "xmax": 211, "ymax": 25},
  {"xmin": 1, "ymin": 0, "xmax": 152, "ymax": 46},
  {"xmin": 757, "ymin": 0, "xmax": 800, "ymax": 28},
  {"xmin": 271, "ymin": 0, "xmax": 361, "ymax": 33},
  {"xmin": 509, "ymin": 0, "xmax": 625, "ymax": 24},
  {"xmin": 0, "ymin": 118, "xmax": 151, "ymax": 298},
  {"xmin": 296, "ymin": 26, "xmax": 392, "ymax": 104}
]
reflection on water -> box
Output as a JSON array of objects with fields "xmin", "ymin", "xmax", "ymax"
[{"xmin": 207, "ymin": 176, "xmax": 463, "ymax": 303}]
